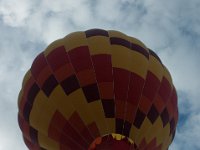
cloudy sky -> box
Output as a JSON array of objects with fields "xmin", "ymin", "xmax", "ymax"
[{"xmin": 0, "ymin": 0, "xmax": 200, "ymax": 149}]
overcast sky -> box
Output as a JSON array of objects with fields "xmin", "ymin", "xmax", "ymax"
[{"xmin": 0, "ymin": 0, "xmax": 200, "ymax": 149}]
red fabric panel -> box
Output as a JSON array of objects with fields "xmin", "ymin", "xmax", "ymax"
[
  {"xmin": 138, "ymin": 96, "xmax": 152, "ymax": 115},
  {"xmin": 143, "ymin": 71, "xmax": 160, "ymax": 102},
  {"xmin": 113, "ymin": 68, "xmax": 130, "ymax": 100},
  {"xmin": 159, "ymin": 77, "xmax": 172, "ymax": 103},
  {"xmin": 171, "ymin": 88, "xmax": 178, "ymax": 113},
  {"xmin": 154, "ymin": 95, "xmax": 165, "ymax": 114},
  {"xmin": 68, "ymin": 46, "xmax": 93, "ymax": 72},
  {"xmin": 87, "ymin": 122, "xmax": 100, "ymax": 138},
  {"xmin": 23, "ymin": 137, "xmax": 40, "ymax": 150},
  {"xmin": 18, "ymin": 114, "xmax": 31, "ymax": 142},
  {"xmin": 68, "ymin": 111, "xmax": 94, "ymax": 144},
  {"xmin": 31, "ymin": 53, "xmax": 48, "ymax": 79},
  {"xmin": 92, "ymin": 54, "xmax": 113, "ymax": 82},
  {"xmin": 46, "ymin": 46, "xmax": 69, "ymax": 71},
  {"xmin": 48, "ymin": 111, "xmax": 67, "ymax": 142},
  {"xmin": 98, "ymin": 82, "xmax": 114, "ymax": 99},
  {"xmin": 62, "ymin": 121, "xmax": 88, "ymax": 149},
  {"xmin": 127, "ymin": 72, "xmax": 145, "ymax": 105},
  {"xmin": 48, "ymin": 111, "xmax": 88, "ymax": 149},
  {"xmin": 54, "ymin": 63, "xmax": 74, "ymax": 82}
]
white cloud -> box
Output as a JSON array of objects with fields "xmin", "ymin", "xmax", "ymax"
[
  {"xmin": 0, "ymin": 0, "xmax": 32, "ymax": 27},
  {"xmin": 0, "ymin": 24, "xmax": 44, "ymax": 149},
  {"xmin": 170, "ymin": 112, "xmax": 200, "ymax": 149},
  {"xmin": 0, "ymin": 102, "xmax": 27, "ymax": 150}
]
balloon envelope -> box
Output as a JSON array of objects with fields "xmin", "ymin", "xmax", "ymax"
[{"xmin": 18, "ymin": 29, "xmax": 178, "ymax": 150}]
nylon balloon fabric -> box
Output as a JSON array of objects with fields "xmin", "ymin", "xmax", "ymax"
[{"xmin": 18, "ymin": 29, "xmax": 178, "ymax": 150}]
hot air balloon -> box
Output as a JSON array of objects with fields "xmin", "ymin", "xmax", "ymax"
[{"xmin": 18, "ymin": 29, "xmax": 178, "ymax": 150}]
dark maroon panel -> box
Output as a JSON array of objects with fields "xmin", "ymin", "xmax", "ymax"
[
  {"xmin": 31, "ymin": 52, "xmax": 47, "ymax": 79},
  {"xmin": 60, "ymin": 75, "xmax": 80, "ymax": 95},
  {"xmin": 101, "ymin": 99, "xmax": 115, "ymax": 118},
  {"xmin": 46, "ymin": 46, "xmax": 69, "ymax": 71},
  {"xmin": 85, "ymin": 29, "xmax": 109, "ymax": 37},
  {"xmin": 133, "ymin": 109, "xmax": 146, "ymax": 129},
  {"xmin": 143, "ymin": 71, "xmax": 160, "ymax": 102},
  {"xmin": 29, "ymin": 126, "xmax": 38, "ymax": 144},
  {"xmin": 149, "ymin": 49, "xmax": 162, "ymax": 64},
  {"xmin": 19, "ymin": 77, "xmax": 35, "ymax": 113},
  {"xmin": 170, "ymin": 118, "xmax": 175, "ymax": 135},
  {"xmin": 147, "ymin": 105, "xmax": 159, "ymax": 124},
  {"xmin": 23, "ymin": 82, "xmax": 40, "ymax": 122},
  {"xmin": 82, "ymin": 83, "xmax": 100, "ymax": 103},
  {"xmin": 122, "ymin": 121, "xmax": 132, "ymax": 137},
  {"xmin": 23, "ymin": 103, "xmax": 32, "ymax": 123},
  {"xmin": 159, "ymin": 77, "xmax": 172, "ymax": 103},
  {"xmin": 115, "ymin": 118, "xmax": 124, "ymax": 135},
  {"xmin": 68, "ymin": 46, "xmax": 92, "ymax": 72},
  {"xmin": 113, "ymin": 68, "xmax": 130, "ymax": 100},
  {"xmin": 131, "ymin": 43, "xmax": 149, "ymax": 59},
  {"xmin": 110, "ymin": 37, "xmax": 131, "ymax": 49},
  {"xmin": 42, "ymin": 75, "xmax": 58, "ymax": 97},
  {"xmin": 171, "ymin": 130, "xmax": 176, "ymax": 141},
  {"xmin": 160, "ymin": 108, "xmax": 169, "ymax": 127},
  {"xmin": 127, "ymin": 72, "xmax": 145, "ymax": 105},
  {"xmin": 92, "ymin": 54, "xmax": 113, "ymax": 82},
  {"xmin": 110, "ymin": 37, "xmax": 149, "ymax": 58}
]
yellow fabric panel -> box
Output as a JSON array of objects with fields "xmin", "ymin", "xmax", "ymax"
[
  {"xmin": 63, "ymin": 32, "xmax": 88, "ymax": 52},
  {"xmin": 145, "ymin": 117, "xmax": 163, "ymax": 143},
  {"xmin": 111, "ymin": 133, "xmax": 134, "ymax": 143},
  {"xmin": 44, "ymin": 39, "xmax": 64, "ymax": 56},
  {"xmin": 110, "ymin": 45, "xmax": 131, "ymax": 70},
  {"xmin": 38, "ymin": 102, "xmax": 57, "ymax": 133},
  {"xmin": 22, "ymin": 70, "xmax": 31, "ymax": 87},
  {"xmin": 29, "ymin": 91, "xmax": 56, "ymax": 134},
  {"xmin": 148, "ymin": 55, "xmax": 164, "ymax": 81},
  {"xmin": 48, "ymin": 85, "xmax": 75, "ymax": 118},
  {"xmin": 89, "ymin": 101, "xmax": 109, "ymax": 135},
  {"xmin": 38, "ymin": 132, "xmax": 60, "ymax": 150},
  {"xmin": 64, "ymin": 89, "xmax": 95, "ymax": 126},
  {"xmin": 112, "ymin": 133, "xmax": 125, "ymax": 140},
  {"xmin": 162, "ymin": 134, "xmax": 173, "ymax": 150},
  {"xmin": 156, "ymin": 123, "xmax": 170, "ymax": 146},
  {"xmin": 136, "ymin": 117, "xmax": 152, "ymax": 144},
  {"xmin": 86, "ymin": 36, "xmax": 111, "ymax": 55},
  {"xmin": 105, "ymin": 118, "xmax": 115, "ymax": 135},
  {"xmin": 110, "ymin": 45, "xmax": 148, "ymax": 78},
  {"xmin": 128, "ymin": 50, "xmax": 149, "ymax": 78},
  {"xmin": 29, "ymin": 91, "xmax": 47, "ymax": 132},
  {"xmin": 129, "ymin": 125, "xmax": 139, "ymax": 144},
  {"xmin": 108, "ymin": 30, "xmax": 128, "ymax": 39}
]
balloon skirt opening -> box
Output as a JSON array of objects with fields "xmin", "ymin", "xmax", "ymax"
[{"xmin": 88, "ymin": 134, "xmax": 135, "ymax": 150}]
